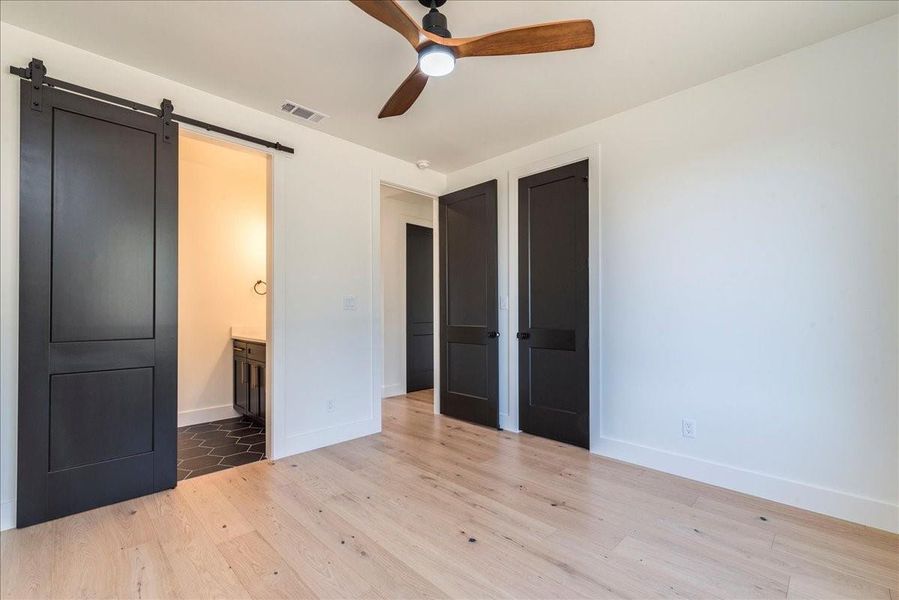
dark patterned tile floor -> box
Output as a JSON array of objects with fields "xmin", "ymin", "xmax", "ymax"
[{"xmin": 177, "ymin": 416, "xmax": 266, "ymax": 480}]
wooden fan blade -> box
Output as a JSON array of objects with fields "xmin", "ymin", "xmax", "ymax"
[
  {"xmin": 449, "ymin": 20, "xmax": 595, "ymax": 59},
  {"xmin": 379, "ymin": 66, "xmax": 429, "ymax": 118},
  {"xmin": 350, "ymin": 0, "xmax": 423, "ymax": 49}
]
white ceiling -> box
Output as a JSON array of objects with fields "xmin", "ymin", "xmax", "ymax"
[{"xmin": 1, "ymin": 1, "xmax": 895, "ymax": 172}]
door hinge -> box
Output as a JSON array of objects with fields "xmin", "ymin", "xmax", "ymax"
[
  {"xmin": 26, "ymin": 58, "xmax": 46, "ymax": 112},
  {"xmin": 160, "ymin": 98, "xmax": 174, "ymax": 143}
]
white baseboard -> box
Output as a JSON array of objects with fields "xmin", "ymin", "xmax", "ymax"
[
  {"xmin": 593, "ymin": 436, "xmax": 899, "ymax": 534},
  {"xmin": 275, "ymin": 417, "xmax": 381, "ymax": 460},
  {"xmin": 381, "ymin": 383, "xmax": 405, "ymax": 398},
  {"xmin": 1, "ymin": 499, "xmax": 14, "ymax": 531},
  {"xmin": 178, "ymin": 403, "xmax": 240, "ymax": 427}
]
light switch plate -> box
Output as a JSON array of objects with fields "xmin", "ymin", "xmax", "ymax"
[
  {"xmin": 343, "ymin": 295, "xmax": 357, "ymax": 311},
  {"xmin": 500, "ymin": 295, "xmax": 509, "ymax": 310}
]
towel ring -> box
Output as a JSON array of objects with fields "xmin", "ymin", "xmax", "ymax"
[{"xmin": 253, "ymin": 280, "xmax": 267, "ymax": 295}]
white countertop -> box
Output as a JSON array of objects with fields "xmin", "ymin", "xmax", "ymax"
[{"xmin": 231, "ymin": 326, "xmax": 266, "ymax": 344}]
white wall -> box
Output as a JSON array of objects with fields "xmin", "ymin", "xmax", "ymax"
[
  {"xmin": 178, "ymin": 133, "xmax": 268, "ymax": 426},
  {"xmin": 379, "ymin": 187, "xmax": 434, "ymax": 398},
  {"xmin": 447, "ymin": 17, "xmax": 899, "ymax": 532},
  {"xmin": 0, "ymin": 23, "xmax": 446, "ymax": 529}
]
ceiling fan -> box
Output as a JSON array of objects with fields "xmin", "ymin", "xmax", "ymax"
[{"xmin": 350, "ymin": 0, "xmax": 595, "ymax": 118}]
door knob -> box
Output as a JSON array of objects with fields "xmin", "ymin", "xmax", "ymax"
[
  {"xmin": 516, "ymin": 332, "xmax": 530, "ymax": 340},
  {"xmin": 487, "ymin": 330, "xmax": 500, "ymax": 338}
]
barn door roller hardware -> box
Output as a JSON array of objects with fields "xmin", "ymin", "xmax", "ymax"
[
  {"xmin": 9, "ymin": 58, "xmax": 295, "ymax": 154},
  {"xmin": 23, "ymin": 58, "xmax": 46, "ymax": 111},
  {"xmin": 161, "ymin": 98, "xmax": 174, "ymax": 143}
]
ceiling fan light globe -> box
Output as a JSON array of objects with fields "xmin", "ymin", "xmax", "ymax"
[{"xmin": 419, "ymin": 45, "xmax": 455, "ymax": 77}]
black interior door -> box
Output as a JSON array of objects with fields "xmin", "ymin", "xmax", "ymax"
[
  {"xmin": 406, "ymin": 224, "xmax": 434, "ymax": 392},
  {"xmin": 17, "ymin": 82, "xmax": 178, "ymax": 527},
  {"xmin": 518, "ymin": 160, "xmax": 589, "ymax": 448},
  {"xmin": 439, "ymin": 181, "xmax": 499, "ymax": 428}
]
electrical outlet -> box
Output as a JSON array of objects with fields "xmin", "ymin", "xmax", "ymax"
[
  {"xmin": 327, "ymin": 399, "xmax": 336, "ymax": 413},
  {"xmin": 682, "ymin": 418, "xmax": 696, "ymax": 439}
]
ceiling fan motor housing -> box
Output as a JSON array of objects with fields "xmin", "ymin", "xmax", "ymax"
[{"xmin": 422, "ymin": 7, "xmax": 451, "ymax": 38}]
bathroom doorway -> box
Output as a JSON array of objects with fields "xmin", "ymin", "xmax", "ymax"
[{"xmin": 176, "ymin": 131, "xmax": 271, "ymax": 480}]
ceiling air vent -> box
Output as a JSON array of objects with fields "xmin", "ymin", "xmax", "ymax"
[{"xmin": 280, "ymin": 100, "xmax": 328, "ymax": 124}]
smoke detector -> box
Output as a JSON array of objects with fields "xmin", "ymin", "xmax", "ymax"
[
  {"xmin": 416, "ymin": 159, "xmax": 431, "ymax": 170},
  {"xmin": 280, "ymin": 100, "xmax": 328, "ymax": 124}
]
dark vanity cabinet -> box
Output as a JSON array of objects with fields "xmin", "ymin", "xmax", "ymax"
[{"xmin": 233, "ymin": 340, "xmax": 266, "ymax": 423}]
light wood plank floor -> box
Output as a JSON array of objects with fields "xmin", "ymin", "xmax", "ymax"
[{"xmin": 2, "ymin": 390, "xmax": 897, "ymax": 599}]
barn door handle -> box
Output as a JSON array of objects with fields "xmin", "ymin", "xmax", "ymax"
[
  {"xmin": 487, "ymin": 331, "xmax": 500, "ymax": 338},
  {"xmin": 516, "ymin": 332, "xmax": 530, "ymax": 340}
]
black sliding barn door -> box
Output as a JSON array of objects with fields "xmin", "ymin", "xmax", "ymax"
[
  {"xmin": 406, "ymin": 224, "xmax": 434, "ymax": 392},
  {"xmin": 17, "ymin": 82, "xmax": 178, "ymax": 527},
  {"xmin": 518, "ymin": 160, "xmax": 589, "ymax": 448},
  {"xmin": 439, "ymin": 181, "xmax": 499, "ymax": 428}
]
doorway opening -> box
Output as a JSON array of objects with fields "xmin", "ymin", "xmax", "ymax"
[
  {"xmin": 175, "ymin": 131, "xmax": 272, "ymax": 480},
  {"xmin": 379, "ymin": 184, "xmax": 438, "ymax": 412}
]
